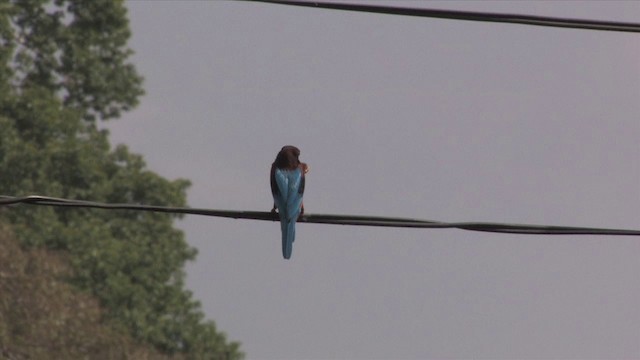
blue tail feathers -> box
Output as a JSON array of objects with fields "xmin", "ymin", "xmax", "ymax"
[
  {"xmin": 281, "ymin": 218, "xmax": 295, "ymax": 259},
  {"xmin": 273, "ymin": 168, "xmax": 303, "ymax": 259}
]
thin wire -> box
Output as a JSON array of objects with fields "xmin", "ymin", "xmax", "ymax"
[
  {"xmin": 245, "ymin": 0, "xmax": 640, "ymax": 33},
  {"xmin": 2, "ymin": 195, "xmax": 639, "ymax": 236}
]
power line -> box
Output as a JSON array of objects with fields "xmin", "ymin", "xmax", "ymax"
[
  {"xmin": 2, "ymin": 195, "xmax": 639, "ymax": 236},
  {"xmin": 245, "ymin": 0, "xmax": 640, "ymax": 33}
]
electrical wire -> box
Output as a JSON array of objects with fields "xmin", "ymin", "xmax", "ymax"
[
  {"xmin": 245, "ymin": 0, "xmax": 640, "ymax": 33},
  {"xmin": 2, "ymin": 195, "xmax": 639, "ymax": 236}
]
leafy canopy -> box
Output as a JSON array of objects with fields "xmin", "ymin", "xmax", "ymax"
[{"xmin": 0, "ymin": 0, "xmax": 242, "ymax": 358}]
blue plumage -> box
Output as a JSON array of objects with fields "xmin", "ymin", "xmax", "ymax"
[
  {"xmin": 270, "ymin": 146, "xmax": 307, "ymax": 259},
  {"xmin": 273, "ymin": 168, "xmax": 303, "ymax": 259}
]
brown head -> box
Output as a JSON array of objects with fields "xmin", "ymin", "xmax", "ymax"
[{"xmin": 273, "ymin": 145, "xmax": 301, "ymax": 170}]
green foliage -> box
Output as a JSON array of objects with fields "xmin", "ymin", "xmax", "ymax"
[
  {"xmin": 0, "ymin": 223, "xmax": 184, "ymax": 360},
  {"xmin": 0, "ymin": 1, "xmax": 242, "ymax": 358},
  {"xmin": 8, "ymin": 0, "xmax": 143, "ymax": 121}
]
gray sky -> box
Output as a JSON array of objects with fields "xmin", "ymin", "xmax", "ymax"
[{"xmin": 108, "ymin": 1, "xmax": 640, "ymax": 359}]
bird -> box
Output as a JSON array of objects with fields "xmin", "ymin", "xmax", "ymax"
[{"xmin": 270, "ymin": 145, "xmax": 308, "ymax": 259}]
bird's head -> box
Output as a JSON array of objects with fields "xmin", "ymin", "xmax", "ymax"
[{"xmin": 274, "ymin": 145, "xmax": 301, "ymax": 170}]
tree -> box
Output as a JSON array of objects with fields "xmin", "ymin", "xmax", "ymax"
[
  {"xmin": 0, "ymin": 223, "xmax": 184, "ymax": 360},
  {"xmin": 0, "ymin": 1, "xmax": 242, "ymax": 358}
]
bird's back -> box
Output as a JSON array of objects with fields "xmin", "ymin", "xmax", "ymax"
[{"xmin": 273, "ymin": 167, "xmax": 304, "ymax": 221}]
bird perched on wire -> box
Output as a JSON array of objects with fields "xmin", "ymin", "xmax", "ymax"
[{"xmin": 270, "ymin": 145, "xmax": 309, "ymax": 259}]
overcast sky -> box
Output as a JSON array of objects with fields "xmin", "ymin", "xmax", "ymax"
[{"xmin": 107, "ymin": 1, "xmax": 639, "ymax": 359}]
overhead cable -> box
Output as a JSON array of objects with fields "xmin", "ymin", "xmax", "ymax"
[
  {"xmin": 2, "ymin": 195, "xmax": 639, "ymax": 236},
  {"xmin": 246, "ymin": 0, "xmax": 640, "ymax": 33}
]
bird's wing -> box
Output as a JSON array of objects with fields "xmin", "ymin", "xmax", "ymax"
[
  {"xmin": 270, "ymin": 164, "xmax": 279, "ymax": 198},
  {"xmin": 273, "ymin": 168, "xmax": 304, "ymax": 221},
  {"xmin": 285, "ymin": 168, "xmax": 304, "ymax": 221}
]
